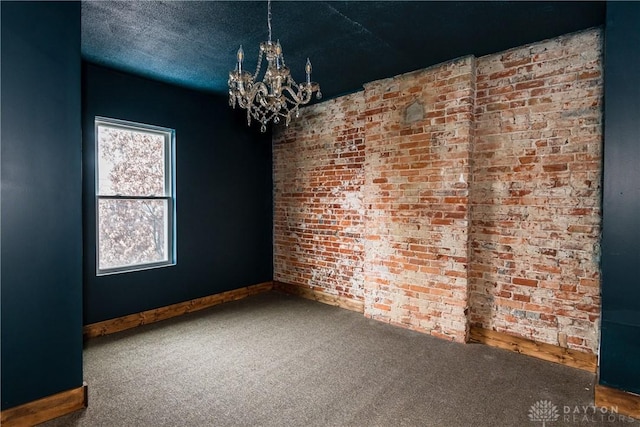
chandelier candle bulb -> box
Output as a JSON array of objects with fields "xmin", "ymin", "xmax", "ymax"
[
  {"xmin": 275, "ymin": 41, "xmax": 282, "ymax": 69},
  {"xmin": 227, "ymin": 0, "xmax": 320, "ymax": 132},
  {"xmin": 237, "ymin": 46, "xmax": 244, "ymax": 73}
]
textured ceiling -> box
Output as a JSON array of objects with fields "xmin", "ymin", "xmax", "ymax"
[{"xmin": 81, "ymin": 1, "xmax": 605, "ymax": 101}]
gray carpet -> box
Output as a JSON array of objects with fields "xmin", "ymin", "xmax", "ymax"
[{"xmin": 42, "ymin": 292, "xmax": 630, "ymax": 426}]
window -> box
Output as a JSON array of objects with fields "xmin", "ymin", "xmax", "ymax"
[{"xmin": 95, "ymin": 117, "xmax": 176, "ymax": 275}]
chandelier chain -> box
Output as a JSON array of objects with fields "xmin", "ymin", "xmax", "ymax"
[
  {"xmin": 267, "ymin": 0, "xmax": 272, "ymax": 42},
  {"xmin": 253, "ymin": 50, "xmax": 263, "ymax": 81}
]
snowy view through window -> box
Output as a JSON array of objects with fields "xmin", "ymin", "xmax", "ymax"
[{"xmin": 96, "ymin": 120, "xmax": 174, "ymax": 273}]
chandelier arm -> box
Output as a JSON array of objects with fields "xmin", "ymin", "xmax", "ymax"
[
  {"xmin": 235, "ymin": 84, "xmax": 248, "ymax": 100},
  {"xmin": 257, "ymin": 97, "xmax": 274, "ymax": 112},
  {"xmin": 250, "ymin": 83, "xmax": 273, "ymax": 110},
  {"xmin": 236, "ymin": 90, "xmax": 256, "ymax": 110},
  {"xmin": 236, "ymin": 80, "xmax": 265, "ymax": 110},
  {"xmin": 281, "ymin": 85, "xmax": 313, "ymax": 106}
]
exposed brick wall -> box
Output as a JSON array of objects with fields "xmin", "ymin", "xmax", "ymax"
[
  {"xmin": 273, "ymin": 28, "xmax": 603, "ymax": 354},
  {"xmin": 469, "ymin": 29, "xmax": 603, "ymax": 353},
  {"xmin": 273, "ymin": 93, "xmax": 366, "ymax": 300},
  {"xmin": 362, "ymin": 57, "xmax": 475, "ymax": 342}
]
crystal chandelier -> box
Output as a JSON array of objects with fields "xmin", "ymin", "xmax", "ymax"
[{"xmin": 228, "ymin": 0, "xmax": 321, "ymax": 132}]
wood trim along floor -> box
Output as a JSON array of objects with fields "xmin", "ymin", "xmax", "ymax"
[
  {"xmin": 0, "ymin": 383, "xmax": 87, "ymax": 426},
  {"xmin": 84, "ymin": 281, "xmax": 274, "ymax": 339},
  {"xmin": 595, "ymin": 384, "xmax": 640, "ymax": 419},
  {"xmin": 273, "ymin": 281, "xmax": 365, "ymax": 313},
  {"xmin": 469, "ymin": 326, "xmax": 597, "ymax": 372}
]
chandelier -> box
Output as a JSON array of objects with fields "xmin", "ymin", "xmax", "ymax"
[{"xmin": 228, "ymin": 0, "xmax": 321, "ymax": 132}]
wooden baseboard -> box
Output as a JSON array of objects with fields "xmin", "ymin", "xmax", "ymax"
[
  {"xmin": 1, "ymin": 383, "xmax": 87, "ymax": 426},
  {"xmin": 84, "ymin": 281, "xmax": 274, "ymax": 339},
  {"xmin": 595, "ymin": 384, "xmax": 640, "ymax": 419},
  {"xmin": 273, "ymin": 281, "xmax": 364, "ymax": 313},
  {"xmin": 469, "ymin": 327, "xmax": 597, "ymax": 372}
]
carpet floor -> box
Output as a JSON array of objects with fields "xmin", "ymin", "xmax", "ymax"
[{"xmin": 42, "ymin": 291, "xmax": 631, "ymax": 426}]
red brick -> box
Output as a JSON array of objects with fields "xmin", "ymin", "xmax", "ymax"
[
  {"xmin": 512, "ymin": 277, "xmax": 539, "ymax": 287},
  {"xmin": 515, "ymin": 80, "xmax": 545, "ymax": 90},
  {"xmin": 542, "ymin": 163, "xmax": 568, "ymax": 172}
]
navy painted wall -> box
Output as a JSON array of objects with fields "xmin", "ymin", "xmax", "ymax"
[
  {"xmin": 83, "ymin": 63, "xmax": 273, "ymax": 324},
  {"xmin": 1, "ymin": 2, "xmax": 83, "ymax": 409},
  {"xmin": 600, "ymin": 2, "xmax": 640, "ymax": 395}
]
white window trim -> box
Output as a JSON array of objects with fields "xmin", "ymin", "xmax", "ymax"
[{"xmin": 95, "ymin": 116, "xmax": 176, "ymax": 276}]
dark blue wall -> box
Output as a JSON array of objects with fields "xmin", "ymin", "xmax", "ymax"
[
  {"xmin": 600, "ymin": 2, "xmax": 640, "ymax": 395},
  {"xmin": 1, "ymin": 1, "xmax": 83, "ymax": 410},
  {"xmin": 83, "ymin": 63, "xmax": 273, "ymax": 324}
]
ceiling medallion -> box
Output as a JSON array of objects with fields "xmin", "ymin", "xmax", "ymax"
[{"xmin": 228, "ymin": 0, "xmax": 321, "ymax": 132}]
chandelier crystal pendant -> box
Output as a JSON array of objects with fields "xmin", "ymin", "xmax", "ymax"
[{"xmin": 228, "ymin": 0, "xmax": 321, "ymax": 132}]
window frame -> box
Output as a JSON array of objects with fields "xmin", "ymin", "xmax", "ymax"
[{"xmin": 95, "ymin": 116, "xmax": 176, "ymax": 276}]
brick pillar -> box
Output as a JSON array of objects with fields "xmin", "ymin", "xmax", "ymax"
[{"xmin": 362, "ymin": 57, "xmax": 476, "ymax": 342}]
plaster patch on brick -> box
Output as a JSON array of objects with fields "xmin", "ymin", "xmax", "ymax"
[{"xmin": 404, "ymin": 101, "xmax": 424, "ymax": 123}]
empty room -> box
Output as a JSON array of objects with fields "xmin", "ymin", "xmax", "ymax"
[{"xmin": 1, "ymin": 1, "xmax": 639, "ymax": 426}]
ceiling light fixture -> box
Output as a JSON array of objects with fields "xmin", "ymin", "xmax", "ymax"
[{"xmin": 228, "ymin": 0, "xmax": 321, "ymax": 132}]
